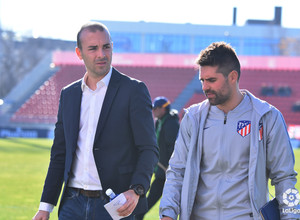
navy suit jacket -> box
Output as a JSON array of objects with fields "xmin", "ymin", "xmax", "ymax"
[{"xmin": 40, "ymin": 67, "xmax": 159, "ymax": 215}]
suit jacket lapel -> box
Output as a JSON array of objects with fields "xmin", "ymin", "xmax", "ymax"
[
  {"xmin": 94, "ymin": 68, "xmax": 121, "ymax": 143},
  {"xmin": 68, "ymin": 80, "xmax": 82, "ymax": 153}
]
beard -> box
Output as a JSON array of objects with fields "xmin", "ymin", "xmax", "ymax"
[{"xmin": 205, "ymin": 89, "xmax": 231, "ymax": 106}]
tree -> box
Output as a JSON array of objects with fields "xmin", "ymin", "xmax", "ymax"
[
  {"xmin": 0, "ymin": 29, "xmax": 75, "ymax": 99},
  {"xmin": 0, "ymin": 30, "xmax": 45, "ymax": 98}
]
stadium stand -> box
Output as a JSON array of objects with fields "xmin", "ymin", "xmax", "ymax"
[
  {"xmin": 2, "ymin": 18, "xmax": 300, "ymax": 139},
  {"xmin": 10, "ymin": 53, "xmax": 198, "ymax": 125},
  {"xmin": 8, "ymin": 52, "xmax": 300, "ymax": 127},
  {"xmin": 116, "ymin": 66, "xmax": 196, "ymax": 103},
  {"xmin": 11, "ymin": 65, "xmax": 85, "ymax": 124}
]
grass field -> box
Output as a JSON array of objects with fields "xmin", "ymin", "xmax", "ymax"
[{"xmin": 0, "ymin": 138, "xmax": 299, "ymax": 220}]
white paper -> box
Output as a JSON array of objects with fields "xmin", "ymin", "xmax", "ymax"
[{"xmin": 104, "ymin": 193, "xmax": 129, "ymax": 220}]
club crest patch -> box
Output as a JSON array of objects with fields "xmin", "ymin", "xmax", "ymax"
[
  {"xmin": 237, "ymin": 120, "xmax": 251, "ymax": 137},
  {"xmin": 259, "ymin": 122, "xmax": 263, "ymax": 141}
]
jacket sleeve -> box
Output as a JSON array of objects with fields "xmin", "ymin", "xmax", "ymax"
[
  {"xmin": 129, "ymin": 81, "xmax": 159, "ymax": 191},
  {"xmin": 159, "ymin": 113, "xmax": 191, "ymax": 219},
  {"xmin": 40, "ymin": 90, "xmax": 66, "ymax": 205},
  {"xmin": 265, "ymin": 109, "xmax": 300, "ymax": 219}
]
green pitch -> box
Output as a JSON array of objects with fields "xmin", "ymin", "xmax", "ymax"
[{"xmin": 0, "ymin": 138, "xmax": 299, "ymax": 219}]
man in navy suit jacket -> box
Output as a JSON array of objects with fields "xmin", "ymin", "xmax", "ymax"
[{"xmin": 33, "ymin": 22, "xmax": 159, "ymax": 220}]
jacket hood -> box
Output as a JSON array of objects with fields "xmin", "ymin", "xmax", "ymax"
[{"xmin": 242, "ymin": 90, "xmax": 273, "ymax": 117}]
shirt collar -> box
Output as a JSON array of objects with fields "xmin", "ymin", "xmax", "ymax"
[{"xmin": 81, "ymin": 66, "xmax": 112, "ymax": 91}]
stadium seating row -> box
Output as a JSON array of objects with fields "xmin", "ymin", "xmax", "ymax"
[{"xmin": 10, "ymin": 64, "xmax": 300, "ymax": 126}]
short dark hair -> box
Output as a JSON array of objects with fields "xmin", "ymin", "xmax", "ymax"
[
  {"xmin": 196, "ymin": 42, "xmax": 241, "ymax": 81},
  {"xmin": 77, "ymin": 22, "xmax": 112, "ymax": 49}
]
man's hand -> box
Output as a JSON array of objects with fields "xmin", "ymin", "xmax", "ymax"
[
  {"xmin": 32, "ymin": 210, "xmax": 50, "ymax": 220},
  {"xmin": 117, "ymin": 189, "xmax": 139, "ymax": 217},
  {"xmin": 161, "ymin": 217, "xmax": 173, "ymax": 220}
]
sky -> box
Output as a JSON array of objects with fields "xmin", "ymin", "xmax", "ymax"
[{"xmin": 1, "ymin": 0, "xmax": 300, "ymax": 41}]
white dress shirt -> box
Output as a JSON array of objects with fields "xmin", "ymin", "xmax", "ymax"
[{"xmin": 39, "ymin": 67, "xmax": 112, "ymax": 212}]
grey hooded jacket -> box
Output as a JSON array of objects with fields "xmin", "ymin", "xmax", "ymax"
[{"xmin": 159, "ymin": 90, "xmax": 299, "ymax": 220}]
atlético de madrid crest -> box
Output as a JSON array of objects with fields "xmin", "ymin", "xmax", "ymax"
[{"xmin": 237, "ymin": 120, "xmax": 251, "ymax": 137}]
